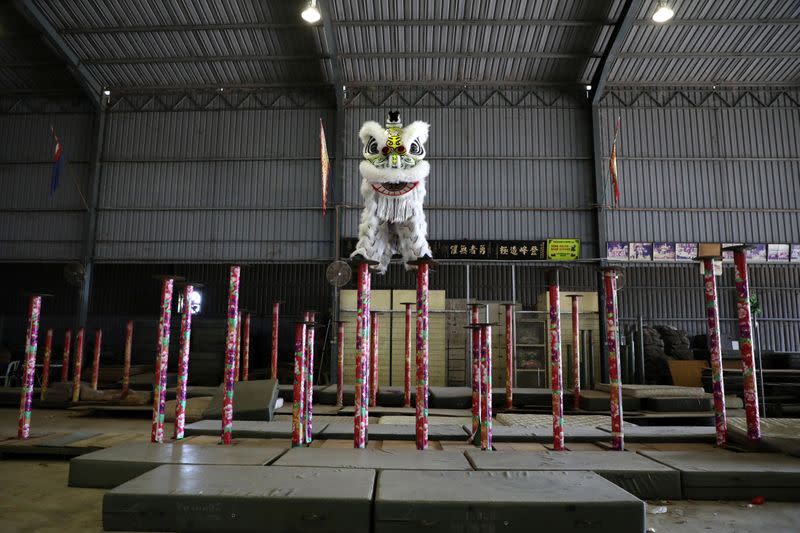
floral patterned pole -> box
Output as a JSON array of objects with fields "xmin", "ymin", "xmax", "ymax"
[
  {"xmin": 353, "ymin": 262, "xmax": 372, "ymax": 448},
  {"xmin": 548, "ymin": 271, "xmax": 565, "ymax": 451},
  {"xmin": 369, "ymin": 311, "xmax": 380, "ymax": 407},
  {"xmin": 602, "ymin": 267, "xmax": 624, "ymax": 451},
  {"xmin": 40, "ymin": 329, "xmax": 53, "ymax": 401},
  {"xmin": 504, "ymin": 303, "xmax": 514, "ymax": 410},
  {"xmin": 90, "ymin": 329, "xmax": 103, "ymax": 390},
  {"xmin": 271, "ymin": 302, "xmax": 280, "ymax": 380},
  {"xmin": 570, "ymin": 295, "xmax": 583, "ymax": 410},
  {"xmin": 60, "ymin": 329, "xmax": 72, "ymax": 383},
  {"xmin": 304, "ymin": 311, "xmax": 316, "ymax": 444},
  {"xmin": 17, "ymin": 295, "xmax": 41, "ymax": 439},
  {"xmin": 731, "ymin": 246, "xmax": 761, "ymax": 441},
  {"xmin": 242, "ymin": 312, "xmax": 251, "ymax": 381},
  {"xmin": 235, "ymin": 311, "xmax": 242, "ymax": 382},
  {"xmin": 700, "ymin": 257, "xmax": 728, "ymax": 447},
  {"xmin": 336, "ymin": 320, "xmax": 345, "ymax": 406},
  {"xmin": 120, "ymin": 321, "xmax": 133, "ymax": 399},
  {"xmin": 480, "ymin": 324, "xmax": 493, "ymax": 451},
  {"xmin": 174, "ymin": 284, "xmax": 194, "ymax": 440},
  {"xmin": 151, "ymin": 277, "xmax": 175, "ymax": 443},
  {"xmin": 470, "ymin": 304, "xmax": 482, "ymax": 438},
  {"xmin": 414, "ymin": 261, "xmax": 431, "ymax": 450},
  {"xmin": 71, "ymin": 328, "xmax": 85, "ymax": 402},
  {"xmin": 220, "ymin": 266, "xmax": 240, "ymax": 445},
  {"xmin": 291, "ymin": 322, "xmax": 307, "ymax": 447},
  {"xmin": 403, "ymin": 303, "xmax": 414, "ymax": 407}
]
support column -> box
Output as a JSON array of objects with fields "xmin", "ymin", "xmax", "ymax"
[
  {"xmin": 291, "ymin": 322, "xmax": 307, "ymax": 447},
  {"xmin": 90, "ymin": 329, "xmax": 102, "ymax": 390},
  {"xmin": 120, "ymin": 321, "xmax": 133, "ymax": 399},
  {"xmin": 271, "ymin": 302, "xmax": 280, "ymax": 380},
  {"xmin": 403, "ymin": 303, "xmax": 414, "ymax": 407},
  {"xmin": 304, "ymin": 311, "xmax": 316, "ymax": 444},
  {"xmin": 699, "ymin": 256, "xmax": 728, "ymax": 447},
  {"xmin": 235, "ymin": 311, "xmax": 242, "ymax": 382},
  {"xmin": 504, "ymin": 303, "xmax": 514, "ymax": 410},
  {"xmin": 220, "ymin": 266, "xmax": 240, "ymax": 445},
  {"xmin": 570, "ymin": 295, "xmax": 583, "ymax": 410},
  {"xmin": 61, "ymin": 329, "xmax": 72, "ymax": 383},
  {"xmin": 174, "ymin": 283, "xmax": 195, "ymax": 440},
  {"xmin": 353, "ymin": 261, "xmax": 374, "ymax": 448},
  {"xmin": 413, "ymin": 260, "xmax": 431, "ymax": 450},
  {"xmin": 71, "ymin": 328, "xmax": 85, "ymax": 402},
  {"xmin": 151, "ymin": 276, "xmax": 178, "ymax": 443},
  {"xmin": 18, "ymin": 295, "xmax": 42, "ymax": 439},
  {"xmin": 548, "ymin": 271, "xmax": 565, "ymax": 451},
  {"xmin": 480, "ymin": 324, "xmax": 493, "ymax": 451},
  {"xmin": 336, "ymin": 320, "xmax": 345, "ymax": 406},
  {"xmin": 469, "ymin": 304, "xmax": 482, "ymax": 438},
  {"xmin": 730, "ymin": 246, "xmax": 761, "ymax": 441},
  {"xmin": 602, "ymin": 267, "xmax": 624, "ymax": 451},
  {"xmin": 242, "ymin": 312, "xmax": 251, "ymax": 381},
  {"xmin": 369, "ymin": 311, "xmax": 380, "ymax": 407},
  {"xmin": 40, "ymin": 329, "xmax": 53, "ymax": 401}
]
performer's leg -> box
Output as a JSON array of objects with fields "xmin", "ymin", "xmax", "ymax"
[
  {"xmin": 396, "ymin": 211, "xmax": 433, "ymax": 267},
  {"xmin": 351, "ymin": 199, "xmax": 389, "ymax": 266}
]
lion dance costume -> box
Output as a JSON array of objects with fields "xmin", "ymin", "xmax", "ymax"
[{"xmin": 351, "ymin": 111, "xmax": 432, "ymax": 273}]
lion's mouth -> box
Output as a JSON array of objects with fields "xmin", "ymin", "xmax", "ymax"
[{"xmin": 371, "ymin": 181, "xmax": 418, "ymax": 196}]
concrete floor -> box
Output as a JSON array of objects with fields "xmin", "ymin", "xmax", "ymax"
[{"xmin": 2, "ymin": 407, "xmax": 800, "ymax": 532}]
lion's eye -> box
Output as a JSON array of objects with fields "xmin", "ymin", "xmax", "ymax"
[
  {"xmin": 367, "ymin": 137, "xmax": 379, "ymax": 155},
  {"xmin": 409, "ymin": 140, "xmax": 423, "ymax": 155}
]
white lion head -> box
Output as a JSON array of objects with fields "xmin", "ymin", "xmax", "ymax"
[{"xmin": 359, "ymin": 112, "xmax": 430, "ymax": 186}]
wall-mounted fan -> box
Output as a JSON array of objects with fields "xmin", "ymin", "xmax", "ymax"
[
  {"xmin": 63, "ymin": 262, "xmax": 85, "ymax": 287},
  {"xmin": 326, "ymin": 260, "xmax": 352, "ymax": 288}
]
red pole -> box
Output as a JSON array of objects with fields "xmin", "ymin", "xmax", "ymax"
[
  {"xmin": 60, "ymin": 329, "xmax": 72, "ymax": 383},
  {"xmin": 304, "ymin": 311, "xmax": 316, "ymax": 444},
  {"xmin": 369, "ymin": 311, "xmax": 380, "ymax": 407},
  {"xmin": 151, "ymin": 278, "xmax": 174, "ymax": 443},
  {"xmin": 504, "ymin": 303, "xmax": 514, "ymax": 410},
  {"xmin": 701, "ymin": 257, "xmax": 728, "ymax": 447},
  {"xmin": 403, "ymin": 303, "xmax": 413, "ymax": 407},
  {"xmin": 732, "ymin": 248, "xmax": 761, "ymax": 441},
  {"xmin": 570, "ymin": 295, "xmax": 582, "ymax": 410},
  {"xmin": 470, "ymin": 305, "xmax": 481, "ymax": 437},
  {"xmin": 480, "ymin": 324, "xmax": 493, "ymax": 451},
  {"xmin": 40, "ymin": 329, "xmax": 53, "ymax": 401},
  {"xmin": 242, "ymin": 312, "xmax": 251, "ymax": 381},
  {"xmin": 271, "ymin": 302, "xmax": 280, "ymax": 380},
  {"xmin": 71, "ymin": 328, "xmax": 85, "ymax": 402},
  {"xmin": 603, "ymin": 268, "xmax": 624, "ymax": 451},
  {"xmin": 18, "ymin": 295, "xmax": 41, "ymax": 439},
  {"xmin": 235, "ymin": 311, "xmax": 242, "ymax": 382},
  {"xmin": 336, "ymin": 321, "xmax": 345, "ymax": 406},
  {"xmin": 353, "ymin": 262, "xmax": 371, "ymax": 448},
  {"xmin": 120, "ymin": 321, "xmax": 133, "ymax": 399},
  {"xmin": 174, "ymin": 284, "xmax": 194, "ymax": 440},
  {"xmin": 220, "ymin": 266, "xmax": 241, "ymax": 445},
  {"xmin": 415, "ymin": 262, "xmax": 430, "ymax": 450},
  {"xmin": 291, "ymin": 322, "xmax": 307, "ymax": 447},
  {"xmin": 90, "ymin": 329, "xmax": 103, "ymax": 390},
  {"xmin": 549, "ymin": 274, "xmax": 564, "ymax": 451}
]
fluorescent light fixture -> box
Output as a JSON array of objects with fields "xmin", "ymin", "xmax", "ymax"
[
  {"xmin": 102, "ymin": 89, "xmax": 111, "ymax": 96},
  {"xmin": 652, "ymin": 1, "xmax": 674, "ymax": 23},
  {"xmin": 301, "ymin": 0, "xmax": 321, "ymax": 23},
  {"xmin": 585, "ymin": 84, "xmax": 592, "ymax": 91}
]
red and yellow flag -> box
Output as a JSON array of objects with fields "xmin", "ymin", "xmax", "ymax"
[
  {"xmin": 320, "ymin": 118, "xmax": 330, "ymax": 217},
  {"xmin": 609, "ymin": 116, "xmax": 621, "ymax": 206}
]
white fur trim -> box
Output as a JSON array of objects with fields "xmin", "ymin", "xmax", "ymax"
[
  {"xmin": 359, "ymin": 160, "xmax": 430, "ymax": 184},
  {"xmin": 403, "ymin": 121, "xmax": 429, "ymax": 147},
  {"xmin": 359, "ymin": 121, "xmax": 387, "ymax": 147}
]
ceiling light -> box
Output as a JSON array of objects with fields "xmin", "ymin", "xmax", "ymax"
[
  {"xmin": 102, "ymin": 89, "xmax": 111, "ymax": 96},
  {"xmin": 585, "ymin": 84, "xmax": 592, "ymax": 91},
  {"xmin": 301, "ymin": 0, "xmax": 321, "ymax": 23},
  {"xmin": 652, "ymin": 1, "xmax": 674, "ymax": 23}
]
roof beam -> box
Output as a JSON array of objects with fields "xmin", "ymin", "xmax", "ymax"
[
  {"xmin": 618, "ymin": 51, "xmax": 800, "ymax": 59},
  {"xmin": 589, "ymin": 0, "xmax": 645, "ymax": 105},
  {"xmin": 318, "ymin": 0, "xmax": 344, "ymax": 105},
  {"xmin": 13, "ymin": 0, "xmax": 102, "ymax": 107},
  {"xmin": 84, "ymin": 55, "xmax": 328, "ymax": 65},
  {"xmin": 60, "ymin": 22, "xmax": 308, "ymax": 34}
]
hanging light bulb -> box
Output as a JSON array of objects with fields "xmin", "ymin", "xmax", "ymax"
[
  {"xmin": 301, "ymin": 0, "xmax": 321, "ymax": 23},
  {"xmin": 652, "ymin": 1, "xmax": 674, "ymax": 23}
]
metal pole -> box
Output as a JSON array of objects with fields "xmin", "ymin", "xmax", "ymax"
[
  {"xmin": 637, "ymin": 316, "xmax": 645, "ymax": 384},
  {"xmin": 120, "ymin": 321, "xmax": 133, "ymax": 399},
  {"xmin": 415, "ymin": 261, "xmax": 430, "ymax": 450},
  {"xmin": 90, "ymin": 329, "xmax": 102, "ymax": 390},
  {"xmin": 220, "ymin": 266, "xmax": 241, "ymax": 445},
  {"xmin": 504, "ymin": 303, "xmax": 514, "ymax": 410},
  {"xmin": 481, "ymin": 324, "xmax": 493, "ymax": 451},
  {"xmin": 71, "ymin": 328, "xmax": 85, "ymax": 402},
  {"xmin": 602, "ymin": 267, "xmax": 624, "ymax": 451},
  {"xmin": 369, "ymin": 311, "xmax": 380, "ymax": 407},
  {"xmin": 754, "ymin": 319, "xmax": 767, "ymax": 419},
  {"xmin": 235, "ymin": 310, "xmax": 242, "ymax": 382},
  {"xmin": 242, "ymin": 312, "xmax": 251, "ymax": 381},
  {"xmin": 151, "ymin": 278, "xmax": 174, "ymax": 443},
  {"xmin": 17, "ymin": 295, "xmax": 41, "ymax": 439},
  {"xmin": 732, "ymin": 247, "xmax": 761, "ymax": 441},
  {"xmin": 60, "ymin": 329, "xmax": 72, "ymax": 383},
  {"xmin": 291, "ymin": 322, "xmax": 307, "ymax": 447},
  {"xmin": 304, "ymin": 311, "xmax": 316, "ymax": 444},
  {"xmin": 548, "ymin": 272, "xmax": 565, "ymax": 451},
  {"xmin": 40, "ymin": 329, "xmax": 53, "ymax": 401},
  {"xmin": 336, "ymin": 320, "xmax": 345, "ymax": 406},
  {"xmin": 700, "ymin": 257, "xmax": 728, "ymax": 447},
  {"xmin": 404, "ymin": 303, "xmax": 413, "ymax": 407},
  {"xmin": 353, "ymin": 262, "xmax": 372, "ymax": 448},
  {"xmin": 571, "ymin": 295, "xmax": 582, "ymax": 410},
  {"xmin": 271, "ymin": 302, "xmax": 280, "ymax": 380},
  {"xmin": 174, "ymin": 284, "xmax": 194, "ymax": 440}
]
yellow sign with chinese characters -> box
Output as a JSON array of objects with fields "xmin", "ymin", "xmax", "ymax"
[{"xmin": 547, "ymin": 239, "xmax": 580, "ymax": 261}]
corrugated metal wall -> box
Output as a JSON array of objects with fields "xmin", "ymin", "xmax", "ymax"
[
  {"xmin": 97, "ymin": 92, "xmax": 335, "ymax": 262},
  {"xmin": 342, "ymin": 88, "xmax": 598, "ymax": 258},
  {"xmin": 0, "ymin": 96, "xmax": 95, "ymax": 261}
]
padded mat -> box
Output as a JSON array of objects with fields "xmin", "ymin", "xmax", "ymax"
[
  {"xmin": 185, "ymin": 419, "xmax": 327, "ymax": 439},
  {"xmin": 320, "ymin": 423, "xmax": 469, "ymax": 441},
  {"xmin": 596, "ymin": 424, "xmax": 716, "ymax": 442},
  {"xmin": 273, "ymin": 448, "xmax": 473, "ymax": 470}
]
